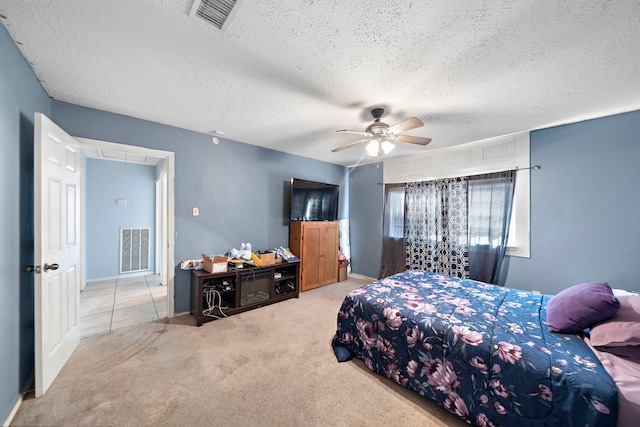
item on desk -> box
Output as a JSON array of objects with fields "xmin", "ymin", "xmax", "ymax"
[
  {"xmin": 202, "ymin": 254, "xmax": 229, "ymax": 273},
  {"xmin": 228, "ymin": 259, "xmax": 258, "ymax": 269},
  {"xmin": 277, "ymin": 246, "xmax": 299, "ymax": 261},
  {"xmin": 259, "ymin": 251, "xmax": 275, "ymax": 266},
  {"xmin": 229, "ymin": 242, "xmax": 252, "ymax": 260},
  {"xmin": 228, "ymin": 259, "xmax": 244, "ymax": 269},
  {"xmin": 251, "ymin": 251, "xmax": 263, "ymax": 266},
  {"xmin": 180, "ymin": 259, "xmax": 204, "ymax": 270}
]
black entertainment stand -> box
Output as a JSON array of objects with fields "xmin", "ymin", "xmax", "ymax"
[{"xmin": 190, "ymin": 261, "xmax": 300, "ymax": 326}]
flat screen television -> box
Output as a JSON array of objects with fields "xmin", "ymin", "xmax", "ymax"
[{"xmin": 290, "ymin": 178, "xmax": 339, "ymax": 221}]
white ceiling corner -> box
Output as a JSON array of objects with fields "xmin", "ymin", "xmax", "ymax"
[{"xmin": 1, "ymin": 0, "xmax": 639, "ymax": 167}]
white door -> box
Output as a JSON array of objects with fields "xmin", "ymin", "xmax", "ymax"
[{"xmin": 33, "ymin": 113, "xmax": 81, "ymax": 397}]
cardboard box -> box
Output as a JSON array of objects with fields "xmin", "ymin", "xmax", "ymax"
[
  {"xmin": 202, "ymin": 254, "xmax": 228, "ymax": 273},
  {"xmin": 339, "ymin": 265, "xmax": 348, "ymax": 282},
  {"xmin": 259, "ymin": 252, "xmax": 275, "ymax": 266}
]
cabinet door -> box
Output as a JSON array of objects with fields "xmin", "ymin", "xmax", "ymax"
[
  {"xmin": 301, "ymin": 223, "xmax": 322, "ymax": 291},
  {"xmin": 320, "ymin": 222, "xmax": 339, "ymax": 285}
]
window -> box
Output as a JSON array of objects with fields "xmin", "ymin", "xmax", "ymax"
[
  {"xmin": 385, "ymin": 186, "xmax": 405, "ymax": 239},
  {"xmin": 468, "ymin": 177, "xmax": 515, "ymax": 248},
  {"xmin": 391, "ymin": 175, "xmax": 514, "ymax": 248}
]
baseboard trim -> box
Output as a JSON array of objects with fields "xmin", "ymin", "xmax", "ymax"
[
  {"xmin": 2, "ymin": 395, "xmax": 22, "ymax": 427},
  {"xmin": 86, "ymin": 271, "xmax": 153, "ymax": 283},
  {"xmin": 348, "ymin": 273, "xmax": 376, "ymax": 282}
]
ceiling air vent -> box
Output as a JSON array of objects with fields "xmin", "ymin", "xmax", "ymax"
[{"xmin": 189, "ymin": 0, "xmax": 239, "ymax": 30}]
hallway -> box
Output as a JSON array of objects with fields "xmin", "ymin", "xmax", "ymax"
[{"xmin": 79, "ymin": 274, "xmax": 167, "ymax": 338}]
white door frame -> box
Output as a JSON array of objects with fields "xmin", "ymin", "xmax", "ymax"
[
  {"xmin": 155, "ymin": 177, "xmax": 162, "ymax": 278},
  {"xmin": 74, "ymin": 137, "xmax": 176, "ymax": 317},
  {"xmin": 155, "ymin": 166, "xmax": 168, "ymax": 286}
]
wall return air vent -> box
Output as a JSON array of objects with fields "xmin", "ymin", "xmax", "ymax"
[
  {"xmin": 120, "ymin": 227, "xmax": 150, "ymax": 274},
  {"xmin": 189, "ymin": 0, "xmax": 240, "ymax": 30}
]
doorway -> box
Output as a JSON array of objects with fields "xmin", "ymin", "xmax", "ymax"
[
  {"xmin": 79, "ymin": 274, "xmax": 167, "ymax": 337},
  {"xmin": 74, "ymin": 137, "xmax": 175, "ymax": 334}
]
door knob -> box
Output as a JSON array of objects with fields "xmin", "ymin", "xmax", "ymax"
[{"xmin": 44, "ymin": 263, "xmax": 59, "ymax": 271}]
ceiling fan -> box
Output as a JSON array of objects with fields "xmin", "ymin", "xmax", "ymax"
[{"xmin": 332, "ymin": 108, "xmax": 432, "ymax": 157}]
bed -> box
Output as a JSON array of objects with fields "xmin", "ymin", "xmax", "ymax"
[{"xmin": 331, "ymin": 270, "xmax": 623, "ymax": 426}]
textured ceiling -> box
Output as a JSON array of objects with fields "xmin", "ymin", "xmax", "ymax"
[{"xmin": 1, "ymin": 0, "xmax": 639, "ymax": 167}]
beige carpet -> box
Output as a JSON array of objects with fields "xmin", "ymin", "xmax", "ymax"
[{"xmin": 12, "ymin": 277, "xmax": 466, "ymax": 426}]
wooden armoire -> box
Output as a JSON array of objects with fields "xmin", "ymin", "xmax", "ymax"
[{"xmin": 289, "ymin": 221, "xmax": 339, "ymax": 292}]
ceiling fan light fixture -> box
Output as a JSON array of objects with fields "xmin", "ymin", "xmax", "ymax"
[
  {"xmin": 365, "ymin": 139, "xmax": 395, "ymax": 157},
  {"xmin": 381, "ymin": 140, "xmax": 395, "ymax": 155},
  {"xmin": 366, "ymin": 139, "xmax": 380, "ymax": 156}
]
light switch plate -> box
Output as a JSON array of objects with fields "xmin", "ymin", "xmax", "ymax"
[{"xmin": 192, "ymin": 207, "xmax": 199, "ymax": 216}]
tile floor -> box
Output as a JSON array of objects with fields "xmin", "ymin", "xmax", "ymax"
[{"xmin": 80, "ymin": 274, "xmax": 167, "ymax": 338}]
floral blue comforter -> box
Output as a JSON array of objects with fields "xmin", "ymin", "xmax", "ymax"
[{"xmin": 332, "ymin": 270, "xmax": 618, "ymax": 426}]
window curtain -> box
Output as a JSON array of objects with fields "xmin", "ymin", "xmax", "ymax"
[
  {"xmin": 379, "ymin": 183, "xmax": 406, "ymax": 278},
  {"xmin": 467, "ymin": 171, "xmax": 516, "ymax": 284},
  {"xmin": 404, "ymin": 178, "xmax": 469, "ymax": 278}
]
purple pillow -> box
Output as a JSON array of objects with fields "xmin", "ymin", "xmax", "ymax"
[{"xmin": 546, "ymin": 282, "xmax": 620, "ymax": 333}]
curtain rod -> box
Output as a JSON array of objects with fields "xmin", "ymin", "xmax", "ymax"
[
  {"xmin": 381, "ymin": 165, "xmax": 542, "ymax": 185},
  {"xmin": 515, "ymin": 165, "xmax": 541, "ymax": 171}
]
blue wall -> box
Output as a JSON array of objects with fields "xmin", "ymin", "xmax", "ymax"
[
  {"xmin": 503, "ymin": 110, "xmax": 640, "ymax": 294},
  {"xmin": 50, "ymin": 100, "xmax": 349, "ymax": 313},
  {"xmin": 348, "ymin": 163, "xmax": 384, "ymax": 279},
  {"xmin": 86, "ymin": 159, "xmax": 156, "ymax": 280},
  {"xmin": 0, "ymin": 24, "xmax": 51, "ymax": 423}
]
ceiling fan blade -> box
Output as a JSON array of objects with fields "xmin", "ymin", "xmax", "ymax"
[
  {"xmin": 332, "ymin": 139, "xmax": 368, "ymax": 153},
  {"xmin": 388, "ymin": 117, "xmax": 424, "ymax": 134},
  {"xmin": 337, "ymin": 129, "xmax": 373, "ymax": 136},
  {"xmin": 395, "ymin": 134, "xmax": 432, "ymax": 145}
]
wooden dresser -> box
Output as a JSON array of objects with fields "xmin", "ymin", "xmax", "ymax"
[{"xmin": 289, "ymin": 221, "xmax": 339, "ymax": 292}]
